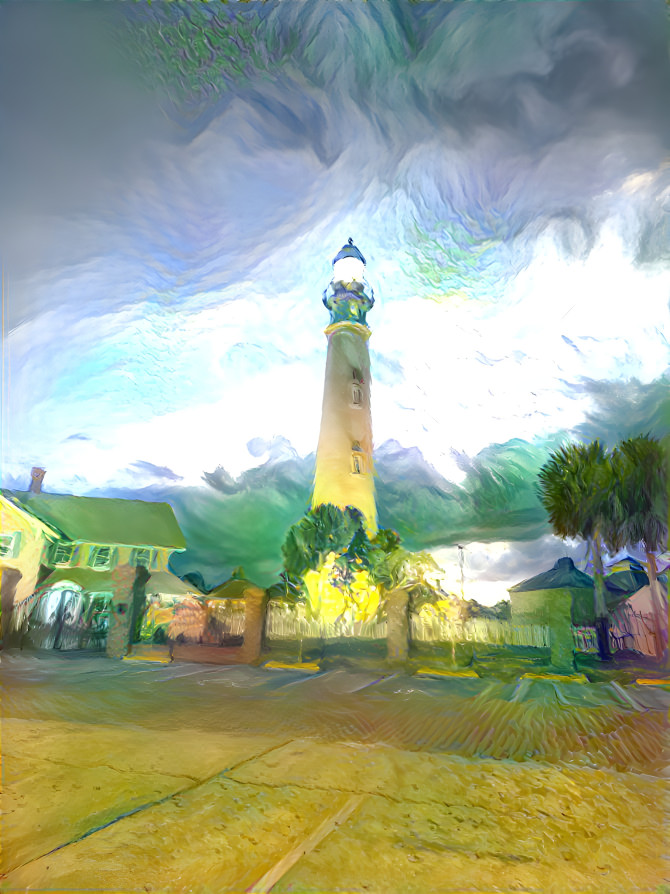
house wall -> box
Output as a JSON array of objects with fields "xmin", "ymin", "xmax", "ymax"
[
  {"xmin": 509, "ymin": 587, "xmax": 574, "ymax": 669},
  {"xmin": 49, "ymin": 543, "xmax": 173, "ymax": 574},
  {"xmin": 0, "ymin": 497, "xmax": 56, "ymax": 618},
  {"xmin": 35, "ymin": 544, "xmax": 177, "ymax": 657}
]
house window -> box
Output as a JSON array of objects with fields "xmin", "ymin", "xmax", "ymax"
[
  {"xmin": 132, "ymin": 548, "xmax": 155, "ymax": 569},
  {"xmin": 88, "ymin": 546, "xmax": 113, "ymax": 570},
  {"xmin": 51, "ymin": 541, "xmax": 75, "ymax": 566},
  {"xmin": 0, "ymin": 532, "xmax": 21, "ymax": 558}
]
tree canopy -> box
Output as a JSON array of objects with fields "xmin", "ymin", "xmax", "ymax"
[
  {"xmin": 610, "ymin": 434, "xmax": 668, "ymax": 555},
  {"xmin": 279, "ymin": 503, "xmax": 442, "ymax": 610},
  {"xmin": 537, "ymin": 440, "xmax": 619, "ymax": 550}
]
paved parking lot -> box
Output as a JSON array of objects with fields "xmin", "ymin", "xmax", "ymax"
[{"xmin": 1, "ymin": 652, "xmax": 668, "ymax": 893}]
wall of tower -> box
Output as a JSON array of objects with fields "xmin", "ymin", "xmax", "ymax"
[{"xmin": 312, "ymin": 322, "xmax": 376, "ymax": 534}]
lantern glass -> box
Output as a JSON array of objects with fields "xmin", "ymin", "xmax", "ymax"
[{"xmin": 333, "ymin": 257, "xmax": 364, "ymax": 284}]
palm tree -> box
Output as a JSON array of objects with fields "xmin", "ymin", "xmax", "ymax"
[
  {"xmin": 538, "ymin": 440, "xmax": 617, "ymax": 661},
  {"xmin": 611, "ymin": 435, "xmax": 668, "ymax": 662}
]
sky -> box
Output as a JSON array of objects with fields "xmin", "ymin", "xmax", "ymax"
[{"xmin": 2, "ymin": 1, "xmax": 669, "ymax": 600}]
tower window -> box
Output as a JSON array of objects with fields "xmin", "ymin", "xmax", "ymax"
[
  {"xmin": 352, "ymin": 385, "xmax": 363, "ymax": 406},
  {"xmin": 351, "ymin": 442, "xmax": 365, "ymax": 475},
  {"xmin": 352, "ymin": 368, "xmax": 362, "ymax": 383}
]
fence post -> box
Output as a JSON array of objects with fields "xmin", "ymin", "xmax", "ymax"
[
  {"xmin": 240, "ymin": 586, "xmax": 268, "ymax": 665},
  {"xmin": 386, "ymin": 588, "xmax": 409, "ymax": 665}
]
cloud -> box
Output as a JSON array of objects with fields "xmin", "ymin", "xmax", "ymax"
[
  {"xmin": 571, "ymin": 373, "xmax": 670, "ymax": 448},
  {"xmin": 432, "ymin": 536, "xmax": 586, "ymax": 604},
  {"xmin": 128, "ymin": 461, "xmax": 184, "ymax": 483}
]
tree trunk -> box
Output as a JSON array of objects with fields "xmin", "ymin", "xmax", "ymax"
[
  {"xmin": 386, "ymin": 588, "xmax": 409, "ymax": 665},
  {"xmin": 591, "ymin": 538, "xmax": 612, "ymax": 662},
  {"xmin": 645, "ymin": 548, "xmax": 667, "ymax": 664}
]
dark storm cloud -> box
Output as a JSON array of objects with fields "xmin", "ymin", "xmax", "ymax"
[
  {"xmin": 572, "ymin": 373, "xmax": 670, "ymax": 447},
  {"xmin": 118, "ymin": 0, "xmax": 669, "ymax": 303},
  {"xmin": 5, "ymin": 1, "xmax": 668, "ymax": 327},
  {"xmin": 471, "ymin": 537, "xmax": 585, "ymax": 588},
  {"xmin": 0, "ymin": 2, "xmax": 174, "ymax": 327}
]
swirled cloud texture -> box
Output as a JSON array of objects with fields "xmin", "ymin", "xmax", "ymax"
[{"xmin": 2, "ymin": 1, "xmax": 668, "ymax": 597}]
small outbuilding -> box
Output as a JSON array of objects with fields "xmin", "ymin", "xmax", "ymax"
[{"xmin": 508, "ymin": 557, "xmax": 593, "ymax": 668}]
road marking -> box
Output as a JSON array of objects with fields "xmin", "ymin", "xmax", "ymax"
[
  {"xmin": 415, "ymin": 667, "xmax": 479, "ymax": 678},
  {"xmin": 520, "ymin": 672, "xmax": 588, "ymax": 683},
  {"xmin": 263, "ymin": 661, "xmax": 321, "ymax": 672},
  {"xmin": 246, "ymin": 793, "xmax": 367, "ymax": 893},
  {"xmin": 609, "ymin": 681, "xmax": 646, "ymax": 710}
]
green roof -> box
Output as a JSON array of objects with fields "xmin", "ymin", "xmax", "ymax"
[
  {"xmin": 145, "ymin": 571, "xmax": 204, "ymax": 597},
  {"xmin": 509, "ymin": 557, "xmax": 593, "ymax": 593},
  {"xmin": 4, "ymin": 491, "xmax": 186, "ymax": 550},
  {"xmin": 207, "ymin": 579, "xmax": 256, "ymax": 600}
]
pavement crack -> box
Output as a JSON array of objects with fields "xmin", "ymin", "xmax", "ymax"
[
  {"xmin": 218, "ymin": 738, "xmax": 297, "ymax": 776},
  {"xmin": 1, "ymin": 738, "xmax": 296, "ymax": 880},
  {"xmin": 223, "ymin": 775, "xmax": 414, "ymax": 807},
  {"xmin": 4, "ymin": 753, "xmax": 200, "ymax": 782}
]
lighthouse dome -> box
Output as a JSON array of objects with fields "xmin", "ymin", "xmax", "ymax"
[{"xmin": 332, "ymin": 238, "xmax": 366, "ymax": 266}]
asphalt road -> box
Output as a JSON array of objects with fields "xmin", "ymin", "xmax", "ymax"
[{"xmin": 1, "ymin": 651, "xmax": 668, "ymax": 893}]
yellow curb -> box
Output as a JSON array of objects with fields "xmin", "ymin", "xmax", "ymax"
[
  {"xmin": 263, "ymin": 661, "xmax": 321, "ymax": 672},
  {"xmin": 123, "ymin": 653, "xmax": 172, "ymax": 664},
  {"xmin": 415, "ymin": 667, "xmax": 479, "ymax": 678},
  {"xmin": 520, "ymin": 672, "xmax": 588, "ymax": 683},
  {"xmin": 635, "ymin": 677, "xmax": 670, "ymax": 686}
]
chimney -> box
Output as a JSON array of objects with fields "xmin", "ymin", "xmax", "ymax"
[{"xmin": 29, "ymin": 467, "xmax": 46, "ymax": 494}]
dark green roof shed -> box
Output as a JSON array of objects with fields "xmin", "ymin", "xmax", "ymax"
[{"xmin": 509, "ymin": 557, "xmax": 593, "ymax": 592}]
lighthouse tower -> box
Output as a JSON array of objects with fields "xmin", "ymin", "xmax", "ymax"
[{"xmin": 312, "ymin": 239, "xmax": 376, "ymax": 534}]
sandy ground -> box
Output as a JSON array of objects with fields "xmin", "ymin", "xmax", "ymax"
[{"xmin": 1, "ymin": 652, "xmax": 668, "ymax": 893}]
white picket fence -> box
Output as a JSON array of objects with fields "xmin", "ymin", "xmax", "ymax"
[
  {"xmin": 265, "ymin": 603, "xmax": 551, "ymax": 647},
  {"xmin": 410, "ymin": 615, "xmax": 552, "ymax": 648},
  {"xmin": 266, "ymin": 602, "xmax": 387, "ymax": 640},
  {"xmin": 205, "ymin": 599, "xmax": 246, "ymax": 639}
]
